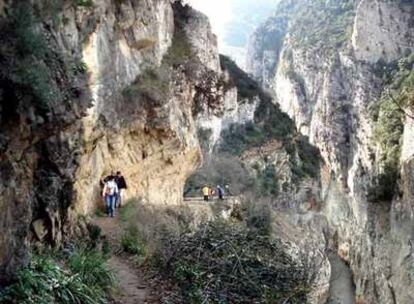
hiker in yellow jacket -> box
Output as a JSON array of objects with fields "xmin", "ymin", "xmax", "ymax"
[{"xmin": 202, "ymin": 185, "xmax": 210, "ymax": 202}]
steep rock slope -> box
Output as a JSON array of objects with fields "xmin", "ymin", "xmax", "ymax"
[
  {"xmin": 247, "ymin": 0, "xmax": 414, "ymax": 303},
  {"xmin": 0, "ymin": 0, "xmax": 238, "ymax": 283}
]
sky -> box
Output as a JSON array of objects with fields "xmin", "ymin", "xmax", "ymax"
[
  {"xmin": 185, "ymin": 0, "xmax": 233, "ymax": 46},
  {"xmin": 185, "ymin": 0, "xmax": 279, "ymax": 69},
  {"xmin": 186, "ymin": 0, "xmax": 279, "ymax": 47}
]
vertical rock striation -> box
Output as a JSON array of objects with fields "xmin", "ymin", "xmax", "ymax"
[
  {"xmin": 0, "ymin": 0, "xmax": 240, "ymax": 282},
  {"xmin": 247, "ymin": 0, "xmax": 414, "ymax": 302}
]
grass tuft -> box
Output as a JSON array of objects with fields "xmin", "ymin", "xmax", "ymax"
[{"xmin": 0, "ymin": 247, "xmax": 116, "ymax": 304}]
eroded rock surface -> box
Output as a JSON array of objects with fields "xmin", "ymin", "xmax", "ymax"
[
  {"xmin": 0, "ymin": 0, "xmax": 241, "ymax": 282},
  {"xmin": 247, "ymin": 0, "xmax": 414, "ymax": 302}
]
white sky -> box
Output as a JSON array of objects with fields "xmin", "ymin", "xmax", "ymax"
[{"xmin": 185, "ymin": 0, "xmax": 233, "ymax": 46}]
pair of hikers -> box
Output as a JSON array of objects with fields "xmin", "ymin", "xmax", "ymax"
[
  {"xmin": 202, "ymin": 185, "xmax": 225, "ymax": 202},
  {"xmin": 101, "ymin": 171, "xmax": 127, "ymax": 217}
]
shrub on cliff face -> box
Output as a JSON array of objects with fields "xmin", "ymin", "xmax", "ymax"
[
  {"xmin": 121, "ymin": 21, "xmax": 194, "ymax": 105},
  {"xmin": 289, "ymin": 0, "xmax": 355, "ymax": 51},
  {"xmin": 368, "ymin": 54, "xmax": 414, "ymax": 202},
  {"xmin": 220, "ymin": 55, "xmax": 263, "ymax": 101},
  {"xmin": 122, "ymin": 67, "xmax": 170, "ymax": 105},
  {"xmin": 0, "ymin": 3, "xmax": 88, "ymax": 115},
  {"xmin": 218, "ymin": 100, "xmax": 294, "ymax": 157},
  {"xmin": 162, "ymin": 29, "xmax": 194, "ymax": 68}
]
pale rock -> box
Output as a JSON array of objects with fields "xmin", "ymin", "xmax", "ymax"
[
  {"xmin": 352, "ymin": 0, "xmax": 414, "ymax": 63},
  {"xmin": 247, "ymin": 0, "xmax": 414, "ymax": 302}
]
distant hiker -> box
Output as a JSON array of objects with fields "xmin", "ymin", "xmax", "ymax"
[
  {"xmin": 225, "ymin": 184, "xmax": 232, "ymax": 196},
  {"xmin": 209, "ymin": 187, "xmax": 215, "ymax": 199},
  {"xmin": 102, "ymin": 176, "xmax": 118, "ymax": 218},
  {"xmin": 202, "ymin": 185, "xmax": 210, "ymax": 202},
  {"xmin": 217, "ymin": 185, "xmax": 224, "ymax": 200},
  {"xmin": 114, "ymin": 171, "xmax": 127, "ymax": 208}
]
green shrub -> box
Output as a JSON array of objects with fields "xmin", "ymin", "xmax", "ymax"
[
  {"xmin": 162, "ymin": 29, "xmax": 193, "ymax": 67},
  {"xmin": 256, "ymin": 164, "xmax": 279, "ymax": 196},
  {"xmin": 0, "ymin": 249, "xmax": 115, "ymax": 304},
  {"xmin": 68, "ymin": 248, "xmax": 116, "ymax": 291},
  {"xmin": 122, "ymin": 67, "xmax": 170, "ymax": 104},
  {"xmin": 220, "ymin": 55, "xmax": 263, "ymax": 101},
  {"xmin": 1, "ymin": 3, "xmax": 85, "ymax": 113},
  {"xmin": 119, "ymin": 199, "xmax": 194, "ymax": 261},
  {"xmin": 12, "ymin": 4, "xmax": 47, "ymax": 58},
  {"xmin": 116, "ymin": 200, "xmax": 313, "ymax": 302},
  {"xmin": 121, "ymin": 226, "xmax": 146, "ymax": 255},
  {"xmin": 289, "ymin": 0, "xmax": 355, "ymax": 52},
  {"xmin": 14, "ymin": 61, "xmax": 62, "ymax": 108},
  {"xmin": 219, "ymin": 99, "xmax": 294, "ymax": 157},
  {"xmin": 242, "ymin": 196, "xmax": 273, "ymax": 236},
  {"xmin": 76, "ymin": 0, "xmax": 94, "ymax": 7},
  {"xmin": 87, "ymin": 223, "xmax": 102, "ymax": 247},
  {"xmin": 295, "ymin": 136, "xmax": 322, "ymax": 179},
  {"xmin": 368, "ymin": 54, "xmax": 413, "ymax": 202},
  {"xmin": 197, "ymin": 128, "xmax": 213, "ymax": 151}
]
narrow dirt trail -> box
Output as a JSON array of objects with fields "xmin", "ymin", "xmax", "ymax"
[
  {"xmin": 327, "ymin": 253, "xmax": 356, "ymax": 304},
  {"xmin": 93, "ymin": 216, "xmax": 158, "ymax": 304}
]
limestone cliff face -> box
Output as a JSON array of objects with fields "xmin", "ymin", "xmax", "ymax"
[
  {"xmin": 247, "ymin": 0, "xmax": 414, "ymax": 303},
  {"xmin": 72, "ymin": 0, "xmax": 199, "ymax": 212},
  {"xmin": 352, "ymin": 0, "xmax": 414, "ymax": 63},
  {"xmin": 0, "ymin": 0, "xmax": 228, "ymax": 282}
]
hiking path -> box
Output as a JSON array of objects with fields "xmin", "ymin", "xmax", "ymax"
[{"xmin": 93, "ymin": 216, "xmax": 158, "ymax": 304}]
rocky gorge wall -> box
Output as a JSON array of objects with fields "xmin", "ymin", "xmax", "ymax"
[
  {"xmin": 247, "ymin": 0, "xmax": 414, "ymax": 303},
  {"xmin": 0, "ymin": 0, "xmax": 253, "ymax": 283}
]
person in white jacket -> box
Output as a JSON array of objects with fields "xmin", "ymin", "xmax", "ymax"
[{"xmin": 102, "ymin": 176, "xmax": 119, "ymax": 218}]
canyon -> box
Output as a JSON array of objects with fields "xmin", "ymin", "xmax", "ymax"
[{"xmin": 0, "ymin": 0, "xmax": 413, "ymax": 303}]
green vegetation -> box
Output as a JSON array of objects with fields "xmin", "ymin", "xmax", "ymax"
[
  {"xmin": 122, "ymin": 68, "xmax": 170, "ymax": 104},
  {"xmin": 256, "ymin": 164, "xmax": 279, "ymax": 196},
  {"xmin": 289, "ymin": 0, "xmax": 355, "ymax": 51},
  {"xmin": 184, "ymin": 155, "xmax": 255, "ymax": 197},
  {"xmin": 196, "ymin": 128, "xmax": 213, "ymax": 151},
  {"xmin": 162, "ymin": 29, "xmax": 194, "ymax": 68},
  {"xmin": 218, "ymin": 100, "xmax": 321, "ymax": 184},
  {"xmin": 76, "ymin": 0, "xmax": 94, "ymax": 7},
  {"xmin": 219, "ymin": 103, "xmax": 294, "ymax": 156},
  {"xmin": 121, "ymin": 226, "xmax": 147, "ymax": 255},
  {"xmin": 118, "ymin": 199, "xmax": 194, "ymax": 266},
  {"xmin": 118, "ymin": 199, "xmax": 311, "ymax": 303},
  {"xmin": 291, "ymin": 136, "xmax": 322, "ymax": 180},
  {"xmin": 0, "ymin": 248, "xmax": 115, "ymax": 304},
  {"xmin": 68, "ymin": 248, "xmax": 115, "ymax": 293},
  {"xmin": 368, "ymin": 54, "xmax": 414, "ymax": 202},
  {"xmin": 188, "ymin": 55, "xmax": 321, "ymax": 199},
  {"xmin": 267, "ymin": 0, "xmax": 355, "ymax": 53},
  {"xmin": 6, "ymin": 4, "xmax": 59, "ymax": 109},
  {"xmin": 220, "ymin": 55, "xmax": 264, "ymax": 101},
  {"xmin": 0, "ymin": 3, "xmax": 87, "ymax": 112},
  {"xmin": 122, "ymin": 25, "xmax": 193, "ymax": 104}
]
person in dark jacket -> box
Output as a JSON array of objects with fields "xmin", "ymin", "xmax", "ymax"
[
  {"xmin": 114, "ymin": 171, "xmax": 127, "ymax": 208},
  {"xmin": 216, "ymin": 185, "xmax": 224, "ymax": 200},
  {"xmin": 100, "ymin": 171, "xmax": 116, "ymax": 188}
]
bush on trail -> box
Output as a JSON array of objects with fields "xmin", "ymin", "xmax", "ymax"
[
  {"xmin": 118, "ymin": 200, "xmax": 311, "ymax": 303},
  {"xmin": 162, "ymin": 220, "xmax": 310, "ymax": 303}
]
